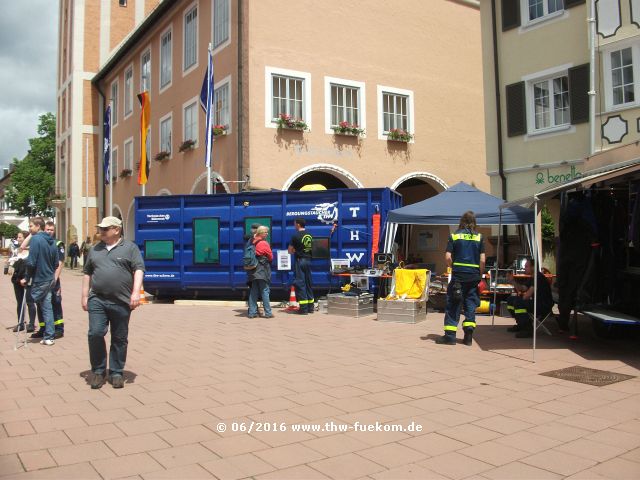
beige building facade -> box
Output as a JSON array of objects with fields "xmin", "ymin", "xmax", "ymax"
[
  {"xmin": 481, "ymin": 0, "xmax": 640, "ymax": 203},
  {"xmin": 69, "ymin": 0, "xmax": 488, "ymax": 272},
  {"xmin": 55, "ymin": 0, "xmax": 160, "ymax": 245}
]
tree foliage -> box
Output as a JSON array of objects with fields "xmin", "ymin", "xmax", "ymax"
[
  {"xmin": 5, "ymin": 113, "xmax": 56, "ymax": 216},
  {"xmin": 0, "ymin": 223, "xmax": 21, "ymax": 240},
  {"xmin": 541, "ymin": 205, "xmax": 555, "ymax": 250}
]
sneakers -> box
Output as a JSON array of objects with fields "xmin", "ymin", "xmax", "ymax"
[
  {"xmin": 463, "ymin": 330, "xmax": 473, "ymax": 346},
  {"xmin": 435, "ymin": 335, "xmax": 456, "ymax": 345},
  {"xmin": 31, "ymin": 330, "xmax": 44, "ymax": 338},
  {"xmin": 39, "ymin": 339, "xmax": 55, "ymax": 346},
  {"xmin": 91, "ymin": 373, "xmax": 105, "ymax": 389},
  {"xmin": 111, "ymin": 375, "xmax": 124, "ymax": 389}
]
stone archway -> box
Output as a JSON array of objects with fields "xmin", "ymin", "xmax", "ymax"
[
  {"xmin": 190, "ymin": 171, "xmax": 231, "ymax": 194},
  {"xmin": 282, "ymin": 164, "xmax": 363, "ymax": 190}
]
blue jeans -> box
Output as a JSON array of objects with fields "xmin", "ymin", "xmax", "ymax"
[
  {"xmin": 248, "ymin": 279, "xmax": 272, "ymax": 316},
  {"xmin": 443, "ymin": 280, "xmax": 480, "ymax": 337},
  {"xmin": 31, "ymin": 281, "xmax": 54, "ymax": 340},
  {"xmin": 87, "ymin": 296, "xmax": 131, "ymax": 376}
]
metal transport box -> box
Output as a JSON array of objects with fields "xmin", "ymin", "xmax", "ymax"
[
  {"xmin": 327, "ymin": 293, "xmax": 375, "ymax": 318},
  {"xmin": 377, "ymin": 298, "xmax": 427, "ymax": 324},
  {"xmin": 134, "ymin": 188, "xmax": 402, "ymax": 299}
]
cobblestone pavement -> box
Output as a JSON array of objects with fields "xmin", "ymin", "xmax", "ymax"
[{"xmin": 1, "ymin": 268, "xmax": 639, "ymax": 479}]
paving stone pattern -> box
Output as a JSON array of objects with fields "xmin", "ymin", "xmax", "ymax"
[{"xmin": 1, "ymin": 269, "xmax": 639, "ymax": 479}]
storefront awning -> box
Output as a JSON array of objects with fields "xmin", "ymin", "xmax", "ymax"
[{"xmin": 501, "ymin": 157, "xmax": 640, "ymax": 209}]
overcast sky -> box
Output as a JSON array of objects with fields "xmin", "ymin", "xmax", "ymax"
[{"xmin": 0, "ymin": 1, "xmax": 58, "ymax": 171}]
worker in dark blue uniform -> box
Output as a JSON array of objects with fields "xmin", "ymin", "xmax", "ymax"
[
  {"xmin": 288, "ymin": 218, "xmax": 314, "ymax": 314},
  {"xmin": 436, "ymin": 211, "xmax": 485, "ymax": 346}
]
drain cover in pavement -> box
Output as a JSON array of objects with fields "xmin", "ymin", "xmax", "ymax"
[{"xmin": 540, "ymin": 366, "xmax": 636, "ymax": 386}]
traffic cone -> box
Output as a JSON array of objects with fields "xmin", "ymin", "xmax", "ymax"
[
  {"xmin": 139, "ymin": 286, "xmax": 149, "ymax": 305},
  {"xmin": 286, "ymin": 286, "xmax": 299, "ymax": 311}
]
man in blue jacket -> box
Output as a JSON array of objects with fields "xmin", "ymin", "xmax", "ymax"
[{"xmin": 21, "ymin": 217, "xmax": 59, "ymax": 346}]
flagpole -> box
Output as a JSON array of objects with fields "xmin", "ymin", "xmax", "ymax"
[
  {"xmin": 85, "ymin": 138, "xmax": 89, "ymax": 240},
  {"xmin": 206, "ymin": 43, "xmax": 213, "ymax": 195},
  {"xmin": 109, "ymin": 100, "xmax": 113, "ymax": 216}
]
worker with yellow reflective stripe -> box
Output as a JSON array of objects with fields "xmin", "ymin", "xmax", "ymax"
[
  {"xmin": 436, "ymin": 211, "xmax": 485, "ymax": 346},
  {"xmin": 506, "ymin": 257, "xmax": 553, "ymax": 338}
]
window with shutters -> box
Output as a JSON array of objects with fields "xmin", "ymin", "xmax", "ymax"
[
  {"xmin": 183, "ymin": 4, "xmax": 198, "ymax": 73},
  {"xmin": 603, "ymin": 43, "xmax": 639, "ymax": 111},
  {"xmin": 519, "ymin": 0, "xmax": 565, "ymax": 26},
  {"xmin": 530, "ymin": 75, "xmax": 570, "ymax": 131}
]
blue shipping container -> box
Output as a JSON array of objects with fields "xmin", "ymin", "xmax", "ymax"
[{"xmin": 135, "ymin": 188, "xmax": 402, "ymax": 298}]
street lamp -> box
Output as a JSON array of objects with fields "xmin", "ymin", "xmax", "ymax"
[{"xmin": 28, "ymin": 195, "xmax": 36, "ymax": 217}]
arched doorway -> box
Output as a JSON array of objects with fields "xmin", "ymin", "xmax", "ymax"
[
  {"xmin": 283, "ymin": 164, "xmax": 363, "ymax": 190},
  {"xmin": 391, "ymin": 172, "xmax": 448, "ymax": 273},
  {"xmin": 190, "ymin": 171, "xmax": 232, "ymax": 194}
]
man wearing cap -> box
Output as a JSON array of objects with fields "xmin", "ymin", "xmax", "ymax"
[{"xmin": 82, "ymin": 216, "xmax": 145, "ymax": 389}]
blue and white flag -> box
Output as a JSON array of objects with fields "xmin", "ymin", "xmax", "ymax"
[
  {"xmin": 199, "ymin": 49, "xmax": 214, "ymax": 168},
  {"xmin": 103, "ymin": 105, "xmax": 111, "ymax": 185}
]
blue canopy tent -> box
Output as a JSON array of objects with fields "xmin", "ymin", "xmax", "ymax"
[
  {"xmin": 382, "ymin": 182, "xmax": 537, "ymax": 356},
  {"xmin": 386, "ymin": 182, "xmax": 534, "ymax": 226},
  {"xmin": 383, "ymin": 182, "xmax": 534, "ymax": 256}
]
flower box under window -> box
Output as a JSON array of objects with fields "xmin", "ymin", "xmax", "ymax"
[
  {"xmin": 213, "ymin": 124, "xmax": 228, "ymax": 137},
  {"xmin": 154, "ymin": 151, "xmax": 171, "ymax": 162},
  {"xmin": 332, "ymin": 121, "xmax": 364, "ymax": 137},
  {"xmin": 119, "ymin": 168, "xmax": 132, "ymax": 178},
  {"xmin": 386, "ymin": 129, "xmax": 413, "ymax": 142},
  {"xmin": 276, "ymin": 113, "xmax": 308, "ymax": 131},
  {"xmin": 179, "ymin": 139, "xmax": 196, "ymax": 152}
]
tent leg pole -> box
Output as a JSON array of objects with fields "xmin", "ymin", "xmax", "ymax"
[{"xmin": 533, "ymin": 199, "xmax": 538, "ymax": 363}]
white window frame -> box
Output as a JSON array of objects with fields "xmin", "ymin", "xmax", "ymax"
[
  {"xmin": 519, "ymin": 0, "xmax": 565, "ymax": 28},
  {"xmin": 124, "ymin": 137, "xmax": 134, "ymax": 170},
  {"xmin": 212, "ymin": 0, "xmax": 231, "ymax": 53},
  {"xmin": 522, "ymin": 63, "xmax": 574, "ymax": 137},
  {"xmin": 264, "ymin": 66, "xmax": 312, "ymax": 129},
  {"xmin": 140, "ymin": 47, "xmax": 151, "ymax": 93},
  {"xmin": 159, "ymin": 112, "xmax": 173, "ymax": 158},
  {"xmin": 214, "ymin": 75, "xmax": 232, "ymax": 132},
  {"xmin": 376, "ymin": 85, "xmax": 414, "ymax": 141},
  {"xmin": 124, "ymin": 64, "xmax": 134, "ymax": 119},
  {"xmin": 182, "ymin": 96, "xmax": 199, "ymax": 146},
  {"xmin": 602, "ymin": 40, "xmax": 640, "ymax": 113},
  {"xmin": 159, "ymin": 25, "xmax": 173, "ymax": 93},
  {"xmin": 182, "ymin": 2, "xmax": 199, "ymax": 76},
  {"xmin": 110, "ymin": 79, "xmax": 119, "ymax": 127},
  {"xmin": 324, "ymin": 76, "xmax": 366, "ymax": 136},
  {"xmin": 111, "ymin": 146, "xmax": 119, "ymax": 183}
]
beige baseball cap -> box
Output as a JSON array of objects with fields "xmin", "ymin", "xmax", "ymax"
[{"xmin": 96, "ymin": 216, "xmax": 122, "ymax": 228}]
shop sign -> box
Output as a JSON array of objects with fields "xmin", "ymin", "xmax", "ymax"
[{"xmin": 535, "ymin": 165, "xmax": 582, "ymax": 185}]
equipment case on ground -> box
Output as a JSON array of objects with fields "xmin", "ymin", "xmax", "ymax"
[
  {"xmin": 377, "ymin": 298, "xmax": 427, "ymax": 324},
  {"xmin": 327, "ymin": 293, "xmax": 375, "ymax": 317}
]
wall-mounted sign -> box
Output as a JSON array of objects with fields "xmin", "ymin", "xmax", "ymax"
[{"xmin": 535, "ymin": 165, "xmax": 582, "ymax": 185}]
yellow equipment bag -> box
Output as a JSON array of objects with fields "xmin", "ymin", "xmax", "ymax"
[{"xmin": 387, "ymin": 267, "xmax": 429, "ymax": 301}]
